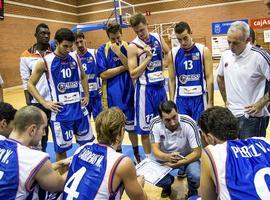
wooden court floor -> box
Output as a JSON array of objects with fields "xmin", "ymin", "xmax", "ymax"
[{"xmin": 3, "ymin": 86, "xmax": 270, "ymax": 200}]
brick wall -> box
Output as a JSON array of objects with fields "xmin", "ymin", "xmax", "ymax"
[{"xmin": 0, "ymin": 0, "xmax": 269, "ymax": 87}]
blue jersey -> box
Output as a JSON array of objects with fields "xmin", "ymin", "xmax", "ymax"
[
  {"xmin": 0, "ymin": 135, "xmax": 48, "ymax": 200},
  {"xmin": 205, "ymin": 137, "xmax": 270, "ymax": 200},
  {"xmin": 132, "ymin": 33, "xmax": 164, "ymax": 86},
  {"xmin": 45, "ymin": 52, "xmax": 84, "ymax": 122},
  {"xmin": 172, "ymin": 43, "xmax": 206, "ymax": 97},
  {"xmin": 63, "ymin": 143, "xmax": 125, "ymax": 200},
  {"xmin": 96, "ymin": 41, "xmax": 134, "ymax": 110},
  {"xmin": 77, "ymin": 49, "xmax": 101, "ymax": 98}
]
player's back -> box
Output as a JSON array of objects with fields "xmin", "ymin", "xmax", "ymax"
[
  {"xmin": 205, "ymin": 137, "xmax": 270, "ymax": 200},
  {"xmin": 0, "ymin": 135, "xmax": 48, "ymax": 200},
  {"xmin": 63, "ymin": 143, "xmax": 125, "ymax": 200}
]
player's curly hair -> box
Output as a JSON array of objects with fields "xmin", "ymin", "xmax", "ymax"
[
  {"xmin": 95, "ymin": 107, "xmax": 126, "ymax": 146},
  {"xmin": 198, "ymin": 106, "xmax": 238, "ymax": 141}
]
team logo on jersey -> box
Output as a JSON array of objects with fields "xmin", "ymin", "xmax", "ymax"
[
  {"xmin": 147, "ymin": 60, "xmax": 162, "ymax": 71},
  {"xmin": 113, "ymin": 57, "xmax": 120, "ymax": 62},
  {"xmin": 179, "ymin": 74, "xmax": 200, "ymax": 84},
  {"xmin": 70, "ymin": 61, "xmax": 77, "ymax": 69},
  {"xmin": 87, "ymin": 57, "xmax": 93, "ymax": 63},
  {"xmin": 57, "ymin": 81, "xmax": 79, "ymax": 93},
  {"xmin": 153, "ymin": 41, "xmax": 159, "ymax": 48},
  {"xmin": 192, "ymin": 52, "xmax": 200, "ymax": 60}
]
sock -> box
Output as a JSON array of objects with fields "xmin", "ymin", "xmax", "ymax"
[{"xmin": 133, "ymin": 146, "xmax": 139, "ymax": 155}]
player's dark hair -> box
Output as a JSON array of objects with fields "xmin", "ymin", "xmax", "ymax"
[
  {"xmin": 35, "ymin": 23, "xmax": 49, "ymax": 34},
  {"xmin": 74, "ymin": 32, "xmax": 85, "ymax": 40},
  {"xmin": 54, "ymin": 28, "xmax": 75, "ymax": 43},
  {"xmin": 198, "ymin": 106, "xmax": 238, "ymax": 141},
  {"xmin": 95, "ymin": 107, "xmax": 126, "ymax": 146},
  {"xmin": 129, "ymin": 13, "xmax": 147, "ymax": 27},
  {"xmin": 174, "ymin": 21, "xmax": 191, "ymax": 34},
  {"xmin": 106, "ymin": 22, "xmax": 122, "ymax": 37},
  {"xmin": 0, "ymin": 102, "xmax": 17, "ymax": 124},
  {"xmin": 158, "ymin": 100, "xmax": 178, "ymax": 118}
]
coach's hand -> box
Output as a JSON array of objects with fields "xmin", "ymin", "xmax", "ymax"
[
  {"xmin": 43, "ymin": 101, "xmax": 62, "ymax": 112},
  {"xmin": 81, "ymin": 96, "xmax": 89, "ymax": 106},
  {"xmin": 245, "ymin": 101, "xmax": 264, "ymax": 115},
  {"xmin": 167, "ymin": 152, "xmax": 181, "ymax": 163}
]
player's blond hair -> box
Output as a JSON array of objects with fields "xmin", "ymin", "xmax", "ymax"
[{"xmin": 95, "ymin": 107, "xmax": 126, "ymax": 146}]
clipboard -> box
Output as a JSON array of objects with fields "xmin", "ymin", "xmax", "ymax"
[{"xmin": 135, "ymin": 158, "xmax": 172, "ymax": 185}]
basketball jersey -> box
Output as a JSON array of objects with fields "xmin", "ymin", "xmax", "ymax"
[
  {"xmin": 63, "ymin": 143, "xmax": 125, "ymax": 200},
  {"xmin": 132, "ymin": 33, "xmax": 164, "ymax": 86},
  {"xmin": 96, "ymin": 41, "xmax": 134, "ymax": 110},
  {"xmin": 205, "ymin": 137, "xmax": 270, "ymax": 200},
  {"xmin": 44, "ymin": 52, "xmax": 84, "ymax": 122},
  {"xmin": 76, "ymin": 48, "xmax": 101, "ymax": 98},
  {"xmin": 0, "ymin": 135, "xmax": 49, "ymax": 200},
  {"xmin": 172, "ymin": 43, "xmax": 206, "ymax": 98}
]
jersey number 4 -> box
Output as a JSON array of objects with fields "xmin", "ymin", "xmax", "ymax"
[{"xmin": 64, "ymin": 167, "xmax": 86, "ymax": 199}]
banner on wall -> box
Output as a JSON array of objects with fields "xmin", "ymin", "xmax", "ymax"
[
  {"xmin": 212, "ymin": 19, "xmax": 248, "ymax": 35},
  {"xmin": 264, "ymin": 30, "xmax": 270, "ymax": 43},
  {"xmin": 0, "ymin": 0, "xmax": 3, "ymax": 19},
  {"xmin": 251, "ymin": 17, "xmax": 270, "ymax": 29},
  {"xmin": 211, "ymin": 36, "xmax": 229, "ymax": 59}
]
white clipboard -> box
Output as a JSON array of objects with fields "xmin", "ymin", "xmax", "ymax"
[{"xmin": 135, "ymin": 158, "xmax": 172, "ymax": 185}]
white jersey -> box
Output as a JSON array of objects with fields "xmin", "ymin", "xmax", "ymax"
[
  {"xmin": 150, "ymin": 114, "xmax": 201, "ymax": 160},
  {"xmin": 63, "ymin": 142, "xmax": 125, "ymax": 200},
  {"xmin": 20, "ymin": 47, "xmax": 51, "ymax": 103},
  {"xmin": 0, "ymin": 135, "xmax": 49, "ymax": 200}
]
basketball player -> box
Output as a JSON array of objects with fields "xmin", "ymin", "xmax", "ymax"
[
  {"xmin": 20, "ymin": 23, "xmax": 52, "ymax": 152},
  {"xmin": 0, "ymin": 106, "xmax": 66, "ymax": 199},
  {"xmin": 168, "ymin": 22, "xmax": 214, "ymax": 121},
  {"xmin": 128, "ymin": 13, "xmax": 170, "ymax": 157},
  {"xmin": 27, "ymin": 28, "xmax": 94, "ymax": 167},
  {"xmin": 0, "ymin": 102, "xmax": 17, "ymax": 137},
  {"xmin": 62, "ymin": 108, "xmax": 149, "ymax": 200},
  {"xmin": 74, "ymin": 32, "xmax": 102, "ymax": 120},
  {"xmin": 96, "ymin": 22, "xmax": 139, "ymax": 162},
  {"xmin": 199, "ymin": 106, "xmax": 270, "ymax": 199}
]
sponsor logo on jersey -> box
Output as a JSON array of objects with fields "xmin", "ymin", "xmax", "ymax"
[
  {"xmin": 179, "ymin": 74, "xmax": 200, "ymax": 84},
  {"xmin": 147, "ymin": 60, "xmax": 162, "ymax": 71},
  {"xmin": 57, "ymin": 81, "xmax": 79, "ymax": 93},
  {"xmin": 192, "ymin": 52, "xmax": 200, "ymax": 60},
  {"xmin": 87, "ymin": 56, "xmax": 94, "ymax": 63},
  {"xmin": 70, "ymin": 61, "xmax": 77, "ymax": 69}
]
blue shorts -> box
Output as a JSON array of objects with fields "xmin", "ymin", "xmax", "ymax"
[
  {"xmin": 135, "ymin": 84, "xmax": 167, "ymax": 134},
  {"xmin": 176, "ymin": 95, "xmax": 206, "ymax": 121},
  {"xmin": 50, "ymin": 114, "xmax": 95, "ymax": 153},
  {"xmin": 86, "ymin": 96, "xmax": 103, "ymax": 119}
]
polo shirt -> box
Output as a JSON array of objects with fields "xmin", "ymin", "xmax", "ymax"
[{"xmin": 217, "ymin": 44, "xmax": 270, "ymax": 117}]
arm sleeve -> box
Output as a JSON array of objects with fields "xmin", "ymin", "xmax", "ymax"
[
  {"xmin": 258, "ymin": 50, "xmax": 270, "ymax": 81},
  {"xmin": 216, "ymin": 54, "xmax": 224, "ymax": 76},
  {"xmin": 150, "ymin": 124, "xmax": 161, "ymax": 144},
  {"xmin": 20, "ymin": 56, "xmax": 31, "ymax": 90},
  {"xmin": 96, "ymin": 46, "xmax": 108, "ymax": 75},
  {"xmin": 186, "ymin": 118, "xmax": 201, "ymax": 149}
]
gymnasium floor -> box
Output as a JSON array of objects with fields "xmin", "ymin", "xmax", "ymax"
[{"xmin": 3, "ymin": 69, "xmax": 270, "ymax": 200}]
